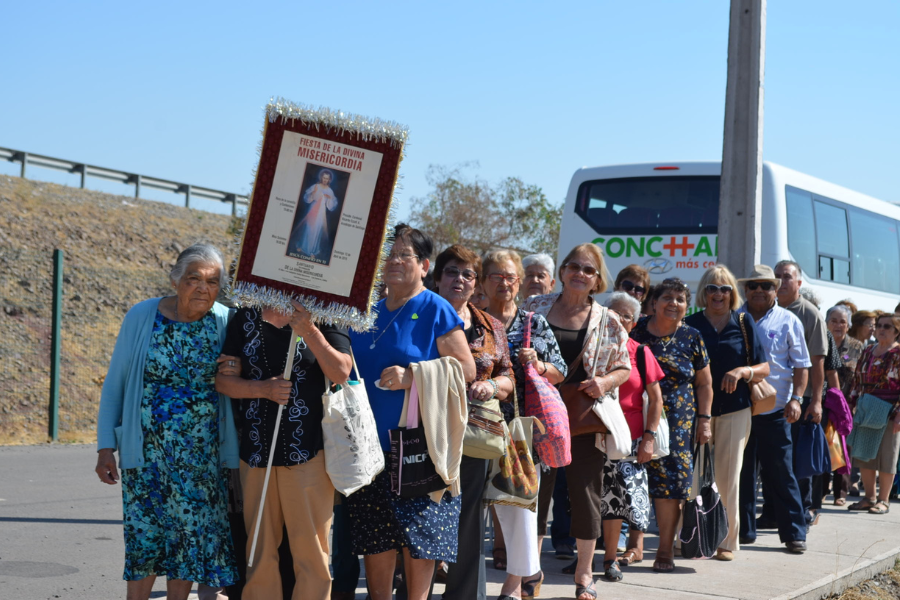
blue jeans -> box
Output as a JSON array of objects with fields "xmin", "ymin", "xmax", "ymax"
[{"xmin": 739, "ymin": 409, "xmax": 807, "ymax": 543}]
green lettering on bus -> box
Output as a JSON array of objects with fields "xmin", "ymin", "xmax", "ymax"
[
  {"xmin": 606, "ymin": 237, "xmax": 625, "ymax": 258},
  {"xmin": 647, "ymin": 236, "xmax": 663, "ymax": 257},
  {"xmin": 592, "ymin": 237, "xmax": 605, "ymax": 246},
  {"xmin": 693, "ymin": 236, "xmax": 713, "ymax": 257},
  {"xmin": 626, "ymin": 237, "xmax": 645, "ymax": 257}
]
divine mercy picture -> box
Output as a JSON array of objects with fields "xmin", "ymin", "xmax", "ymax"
[{"xmin": 286, "ymin": 165, "xmax": 350, "ymax": 265}]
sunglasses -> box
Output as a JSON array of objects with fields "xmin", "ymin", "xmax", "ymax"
[
  {"xmin": 705, "ymin": 284, "xmax": 733, "ymax": 294},
  {"xmin": 746, "ymin": 281, "xmax": 776, "ymax": 291},
  {"xmin": 442, "ymin": 266, "xmax": 477, "ymax": 282},
  {"xmin": 662, "ymin": 278, "xmax": 690, "ymax": 291},
  {"xmin": 564, "ymin": 262, "xmax": 599, "ymax": 277},
  {"xmin": 620, "ymin": 280, "xmax": 646, "ymax": 296},
  {"xmin": 876, "ymin": 323, "xmax": 897, "ymax": 330}
]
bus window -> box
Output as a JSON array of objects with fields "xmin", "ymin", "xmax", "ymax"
[
  {"xmin": 849, "ymin": 211, "xmax": 900, "ymax": 294},
  {"xmin": 814, "ymin": 201, "xmax": 850, "ymax": 283},
  {"xmin": 785, "ymin": 187, "xmax": 816, "ymax": 277},
  {"xmin": 575, "ymin": 176, "xmax": 719, "ymax": 234}
]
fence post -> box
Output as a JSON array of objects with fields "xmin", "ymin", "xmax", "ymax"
[
  {"xmin": 49, "ymin": 248, "xmax": 63, "ymax": 441},
  {"xmin": 20, "ymin": 152, "xmax": 28, "ymax": 178}
]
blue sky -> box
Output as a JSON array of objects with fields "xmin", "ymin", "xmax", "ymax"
[{"xmin": 2, "ymin": 1, "xmax": 897, "ymax": 217}]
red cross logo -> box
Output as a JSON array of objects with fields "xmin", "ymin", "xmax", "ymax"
[{"xmin": 663, "ymin": 236, "xmax": 695, "ymax": 257}]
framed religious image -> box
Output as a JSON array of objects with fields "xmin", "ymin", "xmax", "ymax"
[{"xmin": 231, "ymin": 99, "xmax": 407, "ymax": 331}]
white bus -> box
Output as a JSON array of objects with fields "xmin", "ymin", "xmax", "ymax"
[{"xmin": 557, "ymin": 161, "xmax": 900, "ymax": 314}]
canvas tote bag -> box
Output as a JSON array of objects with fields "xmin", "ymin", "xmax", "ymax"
[{"xmin": 321, "ymin": 348, "xmax": 384, "ymax": 496}]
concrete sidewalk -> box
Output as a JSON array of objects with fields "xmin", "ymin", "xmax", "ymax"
[{"xmin": 1, "ymin": 444, "xmax": 898, "ymax": 600}]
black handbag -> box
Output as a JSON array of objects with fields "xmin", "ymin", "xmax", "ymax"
[
  {"xmin": 389, "ymin": 381, "xmax": 446, "ymax": 498},
  {"xmin": 679, "ymin": 443, "xmax": 728, "ymax": 559}
]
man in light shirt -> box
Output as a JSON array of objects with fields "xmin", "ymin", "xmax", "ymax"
[{"xmin": 737, "ymin": 265, "xmax": 811, "ymax": 554}]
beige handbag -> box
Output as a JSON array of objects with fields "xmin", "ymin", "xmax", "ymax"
[{"xmin": 739, "ymin": 313, "xmax": 777, "ymax": 415}]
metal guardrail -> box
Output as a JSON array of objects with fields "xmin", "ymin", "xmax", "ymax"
[{"xmin": 0, "ymin": 146, "xmax": 249, "ymax": 215}]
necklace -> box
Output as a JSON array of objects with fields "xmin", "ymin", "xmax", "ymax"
[
  {"xmin": 704, "ymin": 309, "xmax": 730, "ymax": 332},
  {"xmin": 259, "ymin": 318, "xmax": 298, "ymax": 381},
  {"xmin": 370, "ymin": 291, "xmax": 418, "ymax": 349},
  {"xmin": 649, "ymin": 319, "xmax": 680, "ymax": 352}
]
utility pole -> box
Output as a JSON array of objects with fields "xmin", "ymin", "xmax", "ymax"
[{"xmin": 717, "ymin": 0, "xmax": 766, "ymax": 276}]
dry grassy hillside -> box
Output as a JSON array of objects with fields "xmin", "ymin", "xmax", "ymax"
[{"xmin": 0, "ymin": 175, "xmax": 238, "ymax": 443}]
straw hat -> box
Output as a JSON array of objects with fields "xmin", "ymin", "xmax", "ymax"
[{"xmin": 737, "ymin": 264, "xmax": 782, "ymax": 288}]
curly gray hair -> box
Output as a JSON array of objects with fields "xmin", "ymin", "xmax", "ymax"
[
  {"xmin": 826, "ymin": 304, "xmax": 852, "ymax": 323},
  {"xmin": 603, "ymin": 291, "xmax": 641, "ymax": 318},
  {"xmin": 522, "ymin": 253, "xmax": 555, "ymax": 275},
  {"xmin": 169, "ymin": 243, "xmax": 226, "ymax": 286}
]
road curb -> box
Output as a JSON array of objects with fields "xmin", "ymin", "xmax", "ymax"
[{"xmin": 773, "ymin": 546, "xmax": 900, "ymax": 600}]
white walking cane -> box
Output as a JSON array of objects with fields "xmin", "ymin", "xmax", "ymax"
[{"xmin": 247, "ymin": 337, "xmax": 299, "ymax": 567}]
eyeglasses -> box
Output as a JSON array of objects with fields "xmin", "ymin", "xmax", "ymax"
[
  {"xmin": 443, "ymin": 266, "xmax": 477, "ymax": 282},
  {"xmin": 487, "ymin": 273, "xmax": 520, "ymax": 284},
  {"xmin": 746, "ymin": 281, "xmax": 776, "ymax": 291},
  {"xmin": 618, "ymin": 313, "xmax": 635, "ymax": 323},
  {"xmin": 619, "ymin": 280, "xmax": 646, "ymax": 296},
  {"xmin": 387, "ymin": 252, "xmax": 419, "ymax": 263},
  {"xmin": 876, "ymin": 323, "xmax": 897, "ymax": 330},
  {"xmin": 662, "ymin": 278, "xmax": 689, "ymax": 291},
  {"xmin": 564, "ymin": 262, "xmax": 598, "ymax": 277},
  {"xmin": 705, "ymin": 284, "xmax": 733, "ymax": 294}
]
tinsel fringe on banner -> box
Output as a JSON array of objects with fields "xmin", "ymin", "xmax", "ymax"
[{"xmin": 224, "ymin": 99, "xmax": 406, "ymax": 332}]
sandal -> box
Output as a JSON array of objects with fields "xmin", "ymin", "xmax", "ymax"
[
  {"xmin": 848, "ymin": 498, "xmax": 877, "ymax": 511},
  {"xmin": 492, "ymin": 547, "xmax": 507, "ymax": 571},
  {"xmin": 562, "ymin": 557, "xmax": 595, "ymax": 575},
  {"xmin": 834, "ymin": 498, "xmax": 847, "ymax": 506},
  {"xmin": 653, "ymin": 557, "xmax": 675, "ymax": 573},
  {"xmin": 522, "ymin": 571, "xmax": 543, "ymax": 599},
  {"xmin": 619, "ymin": 547, "xmax": 643, "ymax": 566},
  {"xmin": 574, "ymin": 579, "xmax": 597, "ymax": 599},
  {"xmin": 603, "ymin": 559, "xmax": 623, "ymax": 582},
  {"xmin": 869, "ymin": 501, "xmax": 890, "ymax": 514}
]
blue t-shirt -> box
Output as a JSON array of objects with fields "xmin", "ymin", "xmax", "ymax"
[
  {"xmin": 684, "ymin": 310, "xmax": 768, "ymax": 416},
  {"xmin": 350, "ymin": 289, "xmax": 463, "ymax": 451}
]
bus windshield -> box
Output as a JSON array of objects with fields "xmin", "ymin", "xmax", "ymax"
[{"xmin": 575, "ymin": 176, "xmax": 720, "ymax": 234}]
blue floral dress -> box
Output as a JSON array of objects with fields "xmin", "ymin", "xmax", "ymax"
[
  {"xmin": 120, "ymin": 311, "xmax": 237, "ymax": 585},
  {"xmin": 631, "ymin": 317, "xmax": 709, "ymax": 500}
]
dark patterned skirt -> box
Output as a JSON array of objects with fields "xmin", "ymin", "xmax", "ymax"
[{"xmin": 346, "ymin": 464, "xmax": 461, "ymax": 562}]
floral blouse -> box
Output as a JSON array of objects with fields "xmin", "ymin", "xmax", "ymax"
[
  {"xmin": 836, "ymin": 335, "xmax": 865, "ymax": 396},
  {"xmin": 848, "ymin": 345, "xmax": 900, "ymax": 418},
  {"xmin": 467, "ymin": 303, "xmax": 515, "ymax": 388},
  {"xmin": 522, "ymin": 293, "xmax": 630, "ymax": 380},
  {"xmin": 503, "ymin": 308, "xmax": 567, "ymax": 422}
]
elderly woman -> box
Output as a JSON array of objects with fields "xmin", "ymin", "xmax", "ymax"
[
  {"xmin": 214, "ymin": 299, "xmax": 351, "ymax": 600},
  {"xmin": 849, "ymin": 310, "xmax": 877, "ymax": 345},
  {"xmin": 433, "ymin": 244, "xmax": 515, "ymax": 600},
  {"xmin": 614, "ymin": 264, "xmax": 651, "ymax": 307},
  {"xmin": 95, "ymin": 243, "xmax": 239, "ymax": 600},
  {"xmin": 522, "ymin": 253, "xmax": 556, "ymax": 298},
  {"xmin": 826, "ymin": 304, "xmax": 865, "ymax": 505},
  {"xmin": 684, "ymin": 266, "xmax": 769, "ymax": 561},
  {"xmin": 846, "ymin": 313, "xmax": 900, "ymax": 515},
  {"xmin": 523, "ymin": 243, "xmax": 630, "ymax": 600},
  {"xmin": 482, "ymin": 248, "xmax": 566, "ymax": 600},
  {"xmin": 345, "ymin": 224, "xmax": 475, "ymax": 600},
  {"xmin": 597, "ymin": 292, "xmax": 664, "ymax": 579},
  {"xmin": 631, "ymin": 278, "xmax": 712, "ymax": 573}
]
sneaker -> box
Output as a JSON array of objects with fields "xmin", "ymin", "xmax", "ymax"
[
  {"xmin": 785, "ymin": 540, "xmax": 807, "ymax": 554},
  {"xmin": 555, "ymin": 543, "xmax": 575, "ymax": 559},
  {"xmin": 617, "ymin": 530, "xmax": 628, "ymax": 553}
]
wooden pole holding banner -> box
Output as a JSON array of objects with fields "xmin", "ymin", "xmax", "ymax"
[{"xmin": 247, "ymin": 337, "xmax": 298, "ymax": 567}]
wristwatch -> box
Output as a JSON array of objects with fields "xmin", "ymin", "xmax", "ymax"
[{"xmin": 789, "ymin": 395, "xmax": 803, "ymax": 403}]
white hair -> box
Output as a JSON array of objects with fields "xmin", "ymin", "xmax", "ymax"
[
  {"xmin": 522, "ymin": 253, "xmax": 555, "ymax": 274},
  {"xmin": 169, "ymin": 243, "xmax": 226, "ymax": 285},
  {"xmin": 604, "ymin": 291, "xmax": 641, "ymax": 316},
  {"xmin": 799, "ymin": 287, "xmax": 821, "ymax": 309},
  {"xmin": 827, "ymin": 304, "xmax": 852, "ymax": 322}
]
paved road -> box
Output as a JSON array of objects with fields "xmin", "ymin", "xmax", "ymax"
[{"xmin": 2, "ymin": 444, "xmax": 899, "ymax": 599}]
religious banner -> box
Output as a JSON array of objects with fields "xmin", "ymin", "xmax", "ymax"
[{"xmin": 230, "ymin": 98, "xmax": 408, "ymax": 331}]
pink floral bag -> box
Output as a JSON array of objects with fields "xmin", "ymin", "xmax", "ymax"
[{"xmin": 523, "ymin": 312, "xmax": 572, "ymax": 468}]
